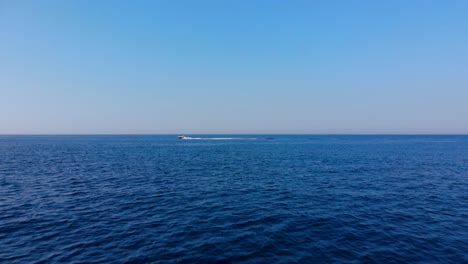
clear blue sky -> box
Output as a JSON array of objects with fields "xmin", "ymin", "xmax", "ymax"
[{"xmin": 1, "ymin": 0, "xmax": 467, "ymax": 134}]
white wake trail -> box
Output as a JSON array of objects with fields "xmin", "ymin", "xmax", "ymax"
[{"xmin": 183, "ymin": 137, "xmax": 256, "ymax": 140}]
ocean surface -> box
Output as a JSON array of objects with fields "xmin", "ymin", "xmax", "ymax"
[{"xmin": 1, "ymin": 135, "xmax": 467, "ymax": 263}]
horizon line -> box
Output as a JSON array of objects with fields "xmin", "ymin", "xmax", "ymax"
[{"xmin": 0, "ymin": 133, "xmax": 467, "ymax": 136}]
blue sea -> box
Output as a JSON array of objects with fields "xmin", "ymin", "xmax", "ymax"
[{"xmin": 1, "ymin": 135, "xmax": 467, "ymax": 263}]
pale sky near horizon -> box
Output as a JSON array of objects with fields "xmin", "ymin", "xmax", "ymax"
[{"xmin": 1, "ymin": 0, "xmax": 467, "ymax": 134}]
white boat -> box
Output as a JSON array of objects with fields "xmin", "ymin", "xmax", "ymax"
[{"xmin": 178, "ymin": 135, "xmax": 186, "ymax": 140}]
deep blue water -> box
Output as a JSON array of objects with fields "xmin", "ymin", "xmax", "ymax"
[{"xmin": 1, "ymin": 135, "xmax": 467, "ymax": 263}]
